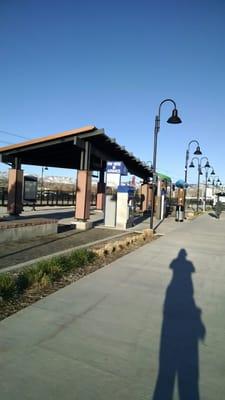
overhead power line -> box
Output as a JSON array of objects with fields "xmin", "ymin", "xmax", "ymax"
[
  {"xmin": 0, "ymin": 140, "xmax": 13, "ymax": 145},
  {"xmin": 0, "ymin": 129, "xmax": 30, "ymax": 140}
]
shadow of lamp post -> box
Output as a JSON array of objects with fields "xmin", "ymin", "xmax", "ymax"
[
  {"xmin": 150, "ymin": 99, "xmax": 182, "ymax": 230},
  {"xmin": 189, "ymin": 157, "xmax": 210, "ymax": 212}
]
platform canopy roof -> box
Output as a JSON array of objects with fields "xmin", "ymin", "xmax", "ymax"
[{"xmin": 0, "ymin": 125, "xmax": 152, "ymax": 180}]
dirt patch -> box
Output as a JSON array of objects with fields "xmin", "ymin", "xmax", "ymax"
[{"xmin": 0, "ymin": 231, "xmax": 158, "ymax": 321}]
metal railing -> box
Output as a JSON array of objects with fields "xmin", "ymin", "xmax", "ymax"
[{"xmin": 0, "ymin": 188, "xmax": 97, "ymax": 208}]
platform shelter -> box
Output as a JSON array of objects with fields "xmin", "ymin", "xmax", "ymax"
[{"xmin": 0, "ymin": 126, "xmax": 152, "ymax": 226}]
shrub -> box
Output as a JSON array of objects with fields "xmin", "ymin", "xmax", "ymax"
[
  {"xmin": 35, "ymin": 260, "xmax": 63, "ymax": 283},
  {"xmin": 16, "ymin": 268, "xmax": 35, "ymax": 292},
  {"xmin": 16, "ymin": 260, "xmax": 63, "ymax": 293},
  {"xmin": 1, "ymin": 248, "xmax": 98, "ymax": 301},
  {"xmin": 51, "ymin": 255, "xmax": 73, "ymax": 272},
  {"xmin": 86, "ymin": 250, "xmax": 97, "ymax": 263},
  {"xmin": 0, "ymin": 273, "xmax": 16, "ymax": 300},
  {"xmin": 38, "ymin": 273, "xmax": 51, "ymax": 288},
  {"xmin": 69, "ymin": 249, "xmax": 96, "ymax": 269}
]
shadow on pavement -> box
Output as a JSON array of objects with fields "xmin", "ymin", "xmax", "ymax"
[
  {"xmin": 152, "ymin": 249, "xmax": 206, "ymax": 400},
  {"xmin": 133, "ymin": 212, "xmax": 150, "ymax": 225},
  {"xmin": 208, "ymin": 212, "xmax": 218, "ymax": 219},
  {"xmin": 5, "ymin": 210, "xmax": 75, "ymax": 221}
]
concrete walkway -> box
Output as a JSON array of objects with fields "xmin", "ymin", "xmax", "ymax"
[{"xmin": 1, "ymin": 213, "xmax": 225, "ymax": 399}]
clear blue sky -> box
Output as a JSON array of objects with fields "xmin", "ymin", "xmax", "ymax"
[{"xmin": 1, "ymin": 0, "xmax": 225, "ymax": 184}]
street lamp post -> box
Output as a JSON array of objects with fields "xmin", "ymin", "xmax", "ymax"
[
  {"xmin": 184, "ymin": 140, "xmax": 202, "ymax": 185},
  {"xmin": 40, "ymin": 166, "xmax": 48, "ymax": 205},
  {"xmin": 184, "ymin": 140, "xmax": 202, "ymax": 215},
  {"xmin": 150, "ymin": 98, "xmax": 182, "ymax": 230},
  {"xmin": 189, "ymin": 157, "xmax": 210, "ymax": 212},
  {"xmin": 203, "ymin": 166, "xmax": 215, "ymax": 211},
  {"xmin": 210, "ymin": 176, "xmax": 217, "ymax": 197},
  {"xmin": 145, "ymin": 160, "xmax": 153, "ymax": 170},
  {"xmin": 212, "ymin": 176, "xmax": 221, "ymax": 202}
]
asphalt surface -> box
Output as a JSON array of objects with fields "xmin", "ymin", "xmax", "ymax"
[
  {"xmin": 0, "ymin": 208, "xmax": 125, "ymax": 270},
  {"xmin": 0, "ymin": 212, "xmax": 225, "ymax": 399},
  {"xmin": 0, "ymin": 226, "xmax": 126, "ymax": 270},
  {"xmin": 0, "ymin": 208, "xmax": 152, "ymax": 271}
]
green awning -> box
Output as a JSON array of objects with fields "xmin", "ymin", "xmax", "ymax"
[{"xmin": 157, "ymin": 172, "xmax": 172, "ymax": 182}]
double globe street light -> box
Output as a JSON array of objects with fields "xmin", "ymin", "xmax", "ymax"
[
  {"xmin": 184, "ymin": 140, "xmax": 202, "ymax": 216},
  {"xmin": 189, "ymin": 157, "xmax": 210, "ymax": 212},
  {"xmin": 202, "ymin": 165, "xmax": 215, "ymax": 211},
  {"xmin": 209, "ymin": 176, "xmax": 221, "ymax": 203},
  {"xmin": 150, "ymin": 98, "xmax": 182, "ymax": 230},
  {"xmin": 184, "ymin": 140, "xmax": 202, "ymax": 185}
]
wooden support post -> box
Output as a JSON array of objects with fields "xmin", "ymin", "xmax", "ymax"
[
  {"xmin": 75, "ymin": 170, "xmax": 92, "ymax": 220},
  {"xmin": 141, "ymin": 183, "xmax": 149, "ymax": 212},
  {"xmin": 7, "ymin": 168, "xmax": 24, "ymax": 215},
  {"xmin": 96, "ymin": 169, "xmax": 105, "ymax": 210}
]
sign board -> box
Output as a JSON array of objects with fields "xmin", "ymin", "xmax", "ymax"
[
  {"xmin": 23, "ymin": 175, "xmax": 38, "ymax": 201},
  {"xmin": 106, "ymin": 161, "xmax": 128, "ymax": 176},
  {"xmin": 106, "ymin": 173, "xmax": 121, "ymax": 188}
]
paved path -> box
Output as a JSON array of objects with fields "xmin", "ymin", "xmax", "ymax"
[{"xmin": 1, "ymin": 213, "xmax": 225, "ymax": 399}]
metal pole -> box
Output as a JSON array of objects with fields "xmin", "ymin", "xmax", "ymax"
[
  {"xmin": 150, "ymin": 116, "xmax": 159, "ymax": 230},
  {"xmin": 149, "ymin": 98, "xmax": 179, "ymax": 230},
  {"xmin": 184, "ymin": 140, "xmax": 201, "ymax": 216},
  {"xmin": 204, "ymin": 169, "xmax": 208, "ymax": 211},
  {"xmin": 212, "ymin": 177, "xmax": 220, "ymax": 205},
  {"xmin": 184, "ymin": 149, "xmax": 189, "ymax": 217},
  {"xmin": 184, "ymin": 149, "xmax": 189, "ymax": 185},
  {"xmin": 40, "ymin": 167, "xmax": 44, "ymax": 206},
  {"xmin": 184, "ymin": 140, "xmax": 200, "ymax": 184},
  {"xmin": 197, "ymin": 165, "xmax": 200, "ymax": 212}
]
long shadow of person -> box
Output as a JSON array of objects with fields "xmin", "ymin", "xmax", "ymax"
[{"xmin": 152, "ymin": 249, "xmax": 206, "ymax": 400}]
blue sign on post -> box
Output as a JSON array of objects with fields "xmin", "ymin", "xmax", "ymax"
[{"xmin": 106, "ymin": 161, "xmax": 128, "ymax": 175}]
